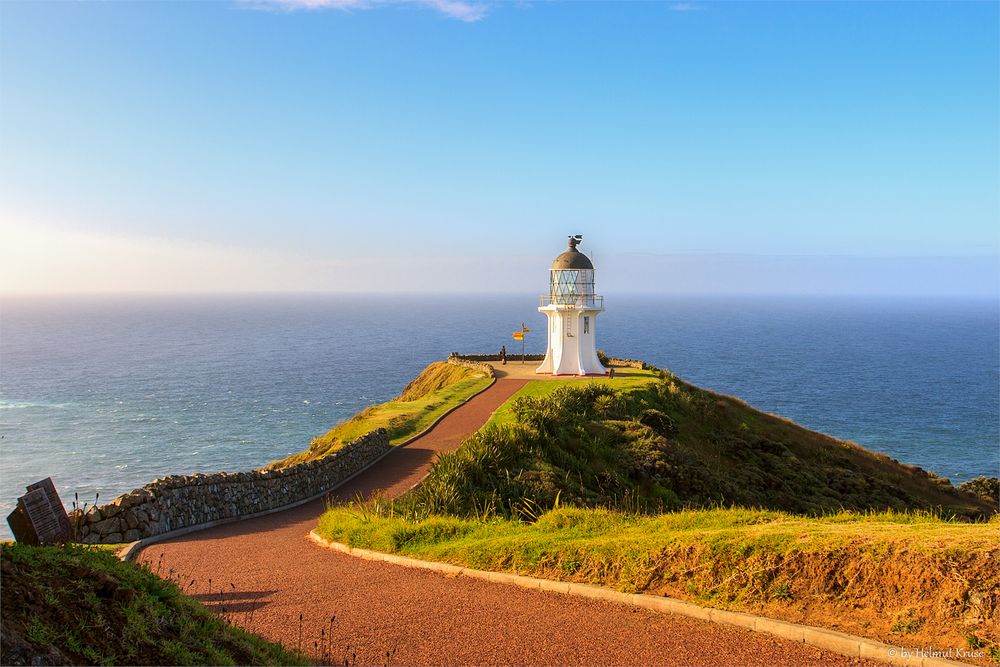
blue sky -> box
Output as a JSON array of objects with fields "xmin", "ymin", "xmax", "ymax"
[{"xmin": 0, "ymin": 0, "xmax": 997, "ymax": 293}]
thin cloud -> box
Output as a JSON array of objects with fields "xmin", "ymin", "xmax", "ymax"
[
  {"xmin": 422, "ymin": 0, "xmax": 488, "ymax": 22},
  {"xmin": 243, "ymin": 0, "xmax": 490, "ymax": 22}
]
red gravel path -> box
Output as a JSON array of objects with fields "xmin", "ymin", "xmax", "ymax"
[{"xmin": 138, "ymin": 379, "xmax": 880, "ymax": 666}]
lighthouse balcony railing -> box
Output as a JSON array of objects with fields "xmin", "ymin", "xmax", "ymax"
[{"xmin": 539, "ymin": 294, "xmax": 604, "ymax": 309}]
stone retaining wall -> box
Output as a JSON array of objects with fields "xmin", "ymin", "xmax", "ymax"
[
  {"xmin": 452, "ymin": 352, "xmax": 648, "ymax": 370},
  {"xmin": 73, "ymin": 429, "xmax": 391, "ymax": 544},
  {"xmin": 451, "ymin": 353, "xmax": 545, "ymax": 364},
  {"xmin": 606, "ymin": 357, "xmax": 648, "ymax": 369}
]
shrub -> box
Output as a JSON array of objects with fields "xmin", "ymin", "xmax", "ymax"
[{"xmin": 959, "ymin": 476, "xmax": 999, "ymax": 503}]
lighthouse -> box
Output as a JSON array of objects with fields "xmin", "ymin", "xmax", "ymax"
[{"xmin": 536, "ymin": 235, "xmax": 608, "ymax": 376}]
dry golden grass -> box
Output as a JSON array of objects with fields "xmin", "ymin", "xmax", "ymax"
[{"xmin": 268, "ymin": 362, "xmax": 491, "ymax": 469}]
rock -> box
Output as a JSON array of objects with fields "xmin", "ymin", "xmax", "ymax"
[
  {"xmin": 123, "ymin": 529, "xmax": 141, "ymax": 542},
  {"xmin": 88, "ymin": 509, "xmax": 102, "ymax": 523},
  {"xmin": 92, "ymin": 517, "xmax": 122, "ymax": 535},
  {"xmin": 124, "ymin": 510, "xmax": 139, "ymax": 530},
  {"xmin": 103, "ymin": 532, "xmax": 123, "ymax": 544}
]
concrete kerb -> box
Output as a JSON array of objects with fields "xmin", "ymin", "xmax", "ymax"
[
  {"xmin": 308, "ymin": 531, "xmax": 969, "ymax": 667},
  {"xmin": 392, "ymin": 375, "xmax": 496, "ymax": 453},
  {"xmin": 116, "ymin": 375, "xmax": 498, "ymax": 563}
]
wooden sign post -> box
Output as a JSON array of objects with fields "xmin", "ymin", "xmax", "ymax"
[{"xmin": 513, "ymin": 323, "xmax": 530, "ymax": 364}]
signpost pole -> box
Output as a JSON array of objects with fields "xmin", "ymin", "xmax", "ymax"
[{"xmin": 513, "ymin": 324, "xmax": 530, "ymax": 364}]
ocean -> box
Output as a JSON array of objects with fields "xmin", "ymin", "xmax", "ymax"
[{"xmin": 1, "ymin": 293, "xmax": 997, "ymax": 537}]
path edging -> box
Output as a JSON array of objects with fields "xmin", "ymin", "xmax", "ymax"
[
  {"xmin": 118, "ymin": 375, "xmax": 498, "ymax": 562},
  {"xmin": 308, "ymin": 531, "xmax": 966, "ymax": 667},
  {"xmin": 391, "ymin": 376, "xmax": 496, "ymax": 449}
]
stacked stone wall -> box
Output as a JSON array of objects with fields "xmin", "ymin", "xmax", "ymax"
[
  {"xmin": 451, "ymin": 353, "xmax": 544, "ymax": 365},
  {"xmin": 606, "ymin": 357, "xmax": 648, "ymax": 369},
  {"xmin": 452, "ymin": 352, "xmax": 648, "ymax": 370},
  {"xmin": 75, "ymin": 429, "xmax": 390, "ymax": 544},
  {"xmin": 451, "ymin": 352, "xmax": 649, "ymax": 370}
]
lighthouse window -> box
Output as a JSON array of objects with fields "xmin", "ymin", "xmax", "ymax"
[
  {"xmin": 550, "ymin": 268, "xmax": 594, "ymax": 305},
  {"xmin": 584, "ymin": 316, "xmax": 590, "ymax": 334}
]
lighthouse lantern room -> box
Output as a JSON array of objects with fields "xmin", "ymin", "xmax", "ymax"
[{"xmin": 536, "ymin": 235, "xmax": 608, "ymax": 376}]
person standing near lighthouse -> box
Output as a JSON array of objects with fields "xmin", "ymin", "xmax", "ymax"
[{"xmin": 536, "ymin": 235, "xmax": 607, "ymax": 376}]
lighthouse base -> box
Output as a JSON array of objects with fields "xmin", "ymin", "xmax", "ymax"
[
  {"xmin": 536, "ymin": 359, "xmax": 607, "ymax": 377},
  {"xmin": 536, "ymin": 305, "xmax": 607, "ymax": 376}
]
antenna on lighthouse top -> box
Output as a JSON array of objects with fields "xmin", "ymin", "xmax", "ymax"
[{"xmin": 568, "ymin": 234, "xmax": 583, "ymax": 250}]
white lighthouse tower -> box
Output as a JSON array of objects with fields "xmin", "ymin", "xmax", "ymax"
[{"xmin": 536, "ymin": 235, "xmax": 607, "ymax": 376}]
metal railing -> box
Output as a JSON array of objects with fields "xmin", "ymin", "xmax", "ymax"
[{"xmin": 538, "ymin": 294, "xmax": 604, "ymax": 308}]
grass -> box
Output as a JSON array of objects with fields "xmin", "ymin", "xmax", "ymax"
[
  {"xmin": 486, "ymin": 368, "xmax": 659, "ymax": 427},
  {"xmin": 270, "ymin": 361, "xmax": 492, "ymax": 468},
  {"xmin": 85, "ymin": 543, "xmax": 128, "ymax": 553},
  {"xmin": 316, "ymin": 365, "xmax": 999, "ymax": 663},
  {"xmin": 380, "ymin": 372, "xmax": 992, "ymax": 520},
  {"xmin": 397, "ymin": 361, "xmax": 485, "ymax": 401},
  {"xmin": 318, "ymin": 505, "xmax": 999, "ymax": 583},
  {"xmin": 0, "ymin": 542, "xmax": 309, "ymax": 666},
  {"xmin": 318, "ymin": 504, "xmax": 1000, "ymax": 661}
]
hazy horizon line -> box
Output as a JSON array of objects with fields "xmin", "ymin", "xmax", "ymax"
[{"xmin": 2, "ymin": 290, "xmax": 997, "ymax": 299}]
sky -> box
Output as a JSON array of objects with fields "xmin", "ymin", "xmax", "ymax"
[{"xmin": 0, "ymin": 0, "xmax": 997, "ymax": 294}]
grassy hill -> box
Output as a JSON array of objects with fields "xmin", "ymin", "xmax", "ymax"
[
  {"xmin": 0, "ymin": 543, "xmax": 307, "ymax": 666},
  {"xmin": 400, "ymin": 370, "xmax": 992, "ymax": 519},
  {"xmin": 269, "ymin": 361, "xmax": 492, "ymax": 469},
  {"xmin": 317, "ymin": 365, "xmax": 997, "ymax": 663}
]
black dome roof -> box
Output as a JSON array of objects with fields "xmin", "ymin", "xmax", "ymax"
[{"xmin": 551, "ymin": 236, "xmax": 594, "ymax": 270}]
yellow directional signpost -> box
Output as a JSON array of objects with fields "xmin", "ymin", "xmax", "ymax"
[{"xmin": 512, "ymin": 322, "xmax": 530, "ymax": 363}]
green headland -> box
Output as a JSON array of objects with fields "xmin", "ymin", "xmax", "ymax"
[
  {"xmin": 313, "ymin": 359, "xmax": 999, "ymax": 663},
  {"xmin": 4, "ymin": 359, "xmax": 997, "ymax": 665}
]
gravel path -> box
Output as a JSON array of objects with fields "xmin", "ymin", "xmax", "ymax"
[{"xmin": 138, "ymin": 379, "xmax": 880, "ymax": 666}]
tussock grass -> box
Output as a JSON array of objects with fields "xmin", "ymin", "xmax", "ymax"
[
  {"xmin": 398, "ymin": 361, "xmax": 483, "ymax": 401},
  {"xmin": 0, "ymin": 542, "xmax": 308, "ymax": 666},
  {"xmin": 318, "ymin": 505, "xmax": 1000, "ymax": 662},
  {"xmin": 485, "ymin": 368, "xmax": 659, "ymax": 426},
  {"xmin": 318, "ymin": 505, "xmax": 999, "ymax": 573},
  {"xmin": 317, "ymin": 367, "xmax": 999, "ymax": 663},
  {"xmin": 270, "ymin": 362, "xmax": 491, "ymax": 468},
  {"xmin": 377, "ymin": 372, "xmax": 993, "ymax": 519}
]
